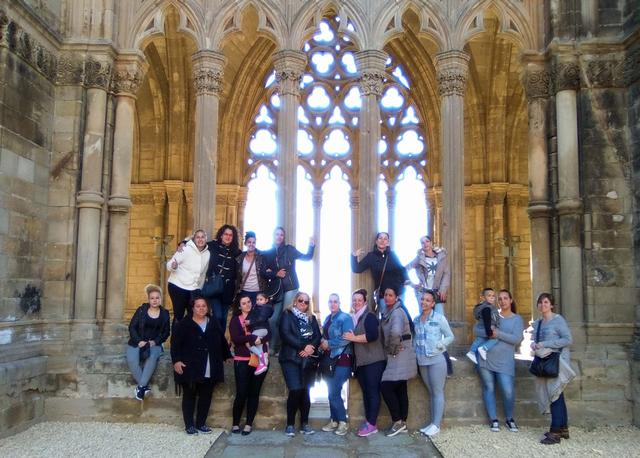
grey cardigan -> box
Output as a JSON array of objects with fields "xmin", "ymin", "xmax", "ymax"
[{"xmin": 380, "ymin": 302, "xmax": 417, "ymax": 382}]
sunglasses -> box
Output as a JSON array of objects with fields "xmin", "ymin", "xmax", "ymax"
[{"xmin": 297, "ymin": 298, "xmax": 310, "ymax": 305}]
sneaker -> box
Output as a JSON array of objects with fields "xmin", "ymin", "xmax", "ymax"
[
  {"xmin": 490, "ymin": 420, "xmax": 500, "ymax": 432},
  {"xmin": 422, "ymin": 424, "xmax": 440, "ymax": 437},
  {"xmin": 357, "ymin": 422, "xmax": 378, "ymax": 437},
  {"xmin": 385, "ymin": 420, "xmax": 407, "ymax": 437},
  {"xmin": 142, "ymin": 386, "xmax": 151, "ymax": 398},
  {"xmin": 185, "ymin": 426, "xmax": 198, "ymax": 435},
  {"xmin": 466, "ymin": 351, "xmax": 478, "ymax": 365},
  {"xmin": 322, "ymin": 420, "xmax": 338, "ymax": 432},
  {"xmin": 505, "ymin": 419, "xmax": 519, "ymax": 432},
  {"xmin": 419, "ymin": 423, "xmax": 432, "ymax": 435},
  {"xmin": 254, "ymin": 361, "xmax": 268, "ymax": 375},
  {"xmin": 135, "ymin": 386, "xmax": 145, "ymax": 401},
  {"xmin": 196, "ymin": 425, "xmax": 213, "ymax": 434},
  {"xmin": 335, "ymin": 421, "xmax": 348, "ymax": 436},
  {"xmin": 478, "ymin": 346, "xmax": 487, "ymax": 361},
  {"xmin": 300, "ymin": 423, "xmax": 315, "ymax": 435},
  {"xmin": 285, "ymin": 425, "xmax": 296, "ymax": 437}
]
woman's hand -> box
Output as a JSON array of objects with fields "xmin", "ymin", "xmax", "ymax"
[
  {"xmin": 171, "ymin": 260, "xmax": 178, "ymax": 269},
  {"xmin": 149, "ymin": 340, "xmax": 156, "ymax": 347},
  {"xmin": 343, "ymin": 331, "xmax": 355, "ymax": 342},
  {"xmin": 319, "ymin": 340, "xmax": 329, "ymax": 351},
  {"xmin": 173, "ymin": 361, "xmax": 186, "ymax": 374},
  {"xmin": 534, "ymin": 342, "xmax": 544, "ymax": 349},
  {"xmin": 353, "ymin": 248, "xmax": 364, "ymax": 257},
  {"xmin": 137, "ymin": 341, "xmax": 147, "ymax": 348},
  {"xmin": 276, "ymin": 268, "xmax": 287, "ymax": 278},
  {"xmin": 254, "ymin": 337, "xmax": 262, "ymax": 345}
]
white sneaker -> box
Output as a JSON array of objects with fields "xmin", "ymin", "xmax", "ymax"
[
  {"xmin": 423, "ymin": 424, "xmax": 440, "ymax": 437},
  {"xmin": 466, "ymin": 351, "xmax": 478, "ymax": 364},
  {"xmin": 322, "ymin": 420, "xmax": 338, "ymax": 432},
  {"xmin": 419, "ymin": 424, "xmax": 432, "ymax": 435},
  {"xmin": 335, "ymin": 421, "xmax": 348, "ymax": 436},
  {"xmin": 478, "ymin": 346, "xmax": 487, "ymax": 361}
]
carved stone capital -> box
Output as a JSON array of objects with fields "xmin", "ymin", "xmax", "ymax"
[
  {"xmin": 56, "ymin": 53, "xmax": 84, "ymax": 85},
  {"xmin": 355, "ymin": 50, "xmax": 387, "ymax": 96},
  {"xmin": 523, "ymin": 68, "xmax": 551, "ymax": 99},
  {"xmin": 112, "ymin": 54, "xmax": 147, "ymax": 96},
  {"xmin": 191, "ymin": 50, "xmax": 225, "ymax": 96},
  {"xmin": 434, "ymin": 50, "xmax": 470, "ymax": 97},
  {"xmin": 583, "ymin": 55, "xmax": 625, "ymax": 88},
  {"xmin": 84, "ymin": 57, "xmax": 113, "ymax": 90},
  {"xmin": 488, "ymin": 183, "xmax": 508, "ymax": 205},
  {"xmin": 273, "ymin": 50, "xmax": 306, "ymax": 96},
  {"xmin": 359, "ymin": 71, "xmax": 385, "ymax": 96},
  {"xmin": 554, "ymin": 60, "xmax": 580, "ymax": 92}
]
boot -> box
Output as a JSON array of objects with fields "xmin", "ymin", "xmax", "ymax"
[
  {"xmin": 540, "ymin": 431, "xmax": 561, "ymax": 445},
  {"xmin": 544, "ymin": 426, "xmax": 569, "ymax": 440}
]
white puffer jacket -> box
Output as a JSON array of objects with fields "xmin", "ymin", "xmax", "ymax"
[{"xmin": 166, "ymin": 240, "xmax": 210, "ymax": 290}]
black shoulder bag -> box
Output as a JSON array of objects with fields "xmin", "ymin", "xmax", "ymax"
[{"xmin": 529, "ymin": 319, "xmax": 560, "ymax": 378}]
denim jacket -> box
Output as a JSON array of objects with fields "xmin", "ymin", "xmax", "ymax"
[
  {"xmin": 413, "ymin": 311, "xmax": 454, "ymax": 361},
  {"xmin": 323, "ymin": 310, "xmax": 354, "ymax": 359}
]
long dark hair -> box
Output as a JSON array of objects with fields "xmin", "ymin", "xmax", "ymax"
[
  {"xmin": 372, "ymin": 231, "xmax": 390, "ymax": 251},
  {"xmin": 215, "ymin": 224, "xmax": 239, "ymax": 250},
  {"xmin": 233, "ymin": 293, "xmax": 253, "ymax": 316},
  {"xmin": 273, "ymin": 226, "xmax": 286, "ymax": 246},
  {"xmin": 498, "ymin": 289, "xmax": 517, "ymax": 313}
]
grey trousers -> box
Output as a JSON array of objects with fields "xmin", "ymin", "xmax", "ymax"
[
  {"xmin": 126, "ymin": 345, "xmax": 163, "ymax": 387},
  {"xmin": 418, "ymin": 354, "xmax": 447, "ymax": 427}
]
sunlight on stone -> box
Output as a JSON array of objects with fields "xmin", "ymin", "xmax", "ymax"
[{"xmin": 265, "ymin": 71, "xmax": 276, "ymax": 88}]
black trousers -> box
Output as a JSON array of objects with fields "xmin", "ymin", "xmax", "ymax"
[
  {"xmin": 232, "ymin": 360, "xmax": 268, "ymax": 426},
  {"xmin": 357, "ymin": 360, "xmax": 386, "ymax": 425},
  {"xmin": 380, "ymin": 379, "xmax": 409, "ymax": 422},
  {"xmin": 181, "ymin": 379, "xmax": 215, "ymax": 428},
  {"xmin": 168, "ymin": 283, "xmax": 193, "ymax": 322}
]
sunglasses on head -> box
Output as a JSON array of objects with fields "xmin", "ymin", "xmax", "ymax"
[{"xmin": 297, "ymin": 298, "xmax": 310, "ymax": 305}]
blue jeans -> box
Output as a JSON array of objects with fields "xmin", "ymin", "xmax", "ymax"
[
  {"xmin": 418, "ymin": 355, "xmax": 447, "ymax": 427},
  {"xmin": 126, "ymin": 345, "xmax": 163, "ymax": 387},
  {"xmin": 210, "ymin": 296, "xmax": 230, "ymax": 332},
  {"xmin": 550, "ymin": 392, "xmax": 568, "ymax": 429},
  {"xmin": 327, "ymin": 365, "xmax": 350, "ymax": 422},
  {"xmin": 268, "ymin": 289, "xmax": 298, "ymax": 353},
  {"xmin": 477, "ymin": 366, "xmax": 515, "ymax": 421}
]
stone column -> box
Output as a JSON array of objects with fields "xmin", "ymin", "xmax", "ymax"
[
  {"xmin": 273, "ymin": 50, "xmax": 306, "ymax": 239},
  {"xmin": 74, "ymin": 56, "xmax": 112, "ymax": 320},
  {"xmin": 105, "ymin": 53, "xmax": 146, "ymax": 320},
  {"xmin": 522, "ymin": 53, "xmax": 553, "ymax": 302},
  {"xmin": 313, "ymin": 188, "xmax": 323, "ymax": 312},
  {"xmin": 434, "ymin": 50, "xmax": 470, "ymax": 326},
  {"xmin": 426, "ymin": 189, "xmax": 435, "ymax": 238},
  {"xmin": 237, "ymin": 186, "xmax": 248, "ymax": 236},
  {"xmin": 554, "ymin": 55, "xmax": 585, "ymax": 332},
  {"xmin": 471, "ymin": 185, "xmax": 489, "ymax": 293},
  {"xmin": 489, "ymin": 183, "xmax": 508, "ymax": 289},
  {"xmin": 192, "ymin": 50, "xmax": 225, "ymax": 237},
  {"xmin": 355, "ymin": 50, "xmax": 386, "ymax": 252},
  {"xmin": 386, "ymin": 188, "xmax": 396, "ymax": 243}
]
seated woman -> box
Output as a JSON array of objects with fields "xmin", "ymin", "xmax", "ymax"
[
  {"xmin": 319, "ymin": 294, "xmax": 353, "ymax": 436},
  {"xmin": 413, "ymin": 290, "xmax": 454, "ymax": 437},
  {"xmin": 126, "ymin": 284, "xmax": 171, "ymax": 401},
  {"xmin": 229, "ymin": 293, "xmax": 271, "ymax": 435},
  {"xmin": 343, "ymin": 289, "xmax": 386, "ymax": 437},
  {"xmin": 171, "ymin": 294, "xmax": 232, "ymax": 435},
  {"xmin": 279, "ymin": 291, "xmax": 321, "ymax": 437}
]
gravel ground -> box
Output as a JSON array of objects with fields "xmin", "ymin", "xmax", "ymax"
[
  {"xmin": 0, "ymin": 422, "xmax": 222, "ymax": 458},
  {"xmin": 431, "ymin": 424, "xmax": 640, "ymax": 458}
]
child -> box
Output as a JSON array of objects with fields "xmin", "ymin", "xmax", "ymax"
[
  {"xmin": 466, "ymin": 288, "xmax": 499, "ymax": 364},
  {"xmin": 245, "ymin": 292, "xmax": 274, "ymax": 375}
]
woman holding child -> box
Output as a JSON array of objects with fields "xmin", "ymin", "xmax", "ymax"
[
  {"xmin": 229, "ymin": 293, "xmax": 271, "ymax": 435},
  {"xmin": 477, "ymin": 289, "xmax": 524, "ymax": 433}
]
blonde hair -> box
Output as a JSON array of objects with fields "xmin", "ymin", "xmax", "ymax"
[
  {"xmin": 285, "ymin": 291, "xmax": 314, "ymax": 317},
  {"xmin": 145, "ymin": 284, "xmax": 162, "ymax": 300}
]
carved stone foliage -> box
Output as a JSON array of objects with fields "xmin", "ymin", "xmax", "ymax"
[
  {"xmin": 582, "ymin": 49, "xmax": 640, "ymax": 88},
  {"xmin": 436, "ymin": 69, "xmax": 468, "ymax": 97},
  {"xmin": 112, "ymin": 68, "xmax": 143, "ymax": 95},
  {"xmin": 523, "ymin": 69, "xmax": 551, "ymax": 99},
  {"xmin": 84, "ymin": 57, "xmax": 112, "ymax": 90},
  {"xmin": 193, "ymin": 68, "xmax": 223, "ymax": 95},
  {"xmin": 272, "ymin": 50, "xmax": 306, "ymax": 97},
  {"xmin": 274, "ymin": 69, "xmax": 302, "ymax": 96},
  {"xmin": 56, "ymin": 53, "xmax": 84, "ymax": 85},
  {"xmin": 0, "ymin": 7, "xmax": 57, "ymax": 82},
  {"xmin": 359, "ymin": 71, "xmax": 385, "ymax": 96},
  {"xmin": 553, "ymin": 61, "xmax": 580, "ymax": 92}
]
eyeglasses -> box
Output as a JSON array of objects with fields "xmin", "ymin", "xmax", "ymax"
[{"xmin": 297, "ymin": 298, "xmax": 310, "ymax": 305}]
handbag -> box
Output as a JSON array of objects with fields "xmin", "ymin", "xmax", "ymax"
[
  {"xmin": 529, "ymin": 319, "xmax": 560, "ymax": 378},
  {"xmin": 202, "ymin": 255, "xmax": 227, "ymax": 298},
  {"xmin": 318, "ymin": 351, "xmax": 338, "ymax": 379},
  {"xmin": 248, "ymin": 353, "xmax": 259, "ymax": 367},
  {"xmin": 372, "ymin": 254, "xmax": 389, "ymax": 312}
]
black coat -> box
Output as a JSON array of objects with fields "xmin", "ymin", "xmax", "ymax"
[
  {"xmin": 207, "ymin": 240, "xmax": 242, "ymax": 303},
  {"xmin": 351, "ymin": 248, "xmax": 408, "ymax": 298},
  {"xmin": 170, "ymin": 316, "xmax": 232, "ymax": 385},
  {"xmin": 260, "ymin": 244, "xmax": 314, "ymax": 292},
  {"xmin": 278, "ymin": 309, "xmax": 321, "ymax": 365},
  {"xmin": 127, "ymin": 303, "xmax": 170, "ymax": 347}
]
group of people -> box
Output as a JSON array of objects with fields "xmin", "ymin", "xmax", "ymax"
[{"xmin": 124, "ymin": 226, "xmax": 574, "ymax": 445}]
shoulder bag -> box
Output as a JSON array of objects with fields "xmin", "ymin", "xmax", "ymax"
[
  {"xmin": 529, "ymin": 319, "xmax": 560, "ymax": 378},
  {"xmin": 372, "ymin": 254, "xmax": 389, "ymax": 312},
  {"xmin": 202, "ymin": 255, "xmax": 226, "ymax": 299}
]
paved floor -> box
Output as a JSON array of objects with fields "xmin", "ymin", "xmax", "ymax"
[{"xmin": 204, "ymin": 428, "xmax": 442, "ymax": 457}]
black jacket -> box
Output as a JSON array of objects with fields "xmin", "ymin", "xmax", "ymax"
[
  {"xmin": 170, "ymin": 316, "xmax": 232, "ymax": 385},
  {"xmin": 207, "ymin": 240, "xmax": 242, "ymax": 303},
  {"xmin": 351, "ymin": 248, "xmax": 408, "ymax": 298},
  {"xmin": 260, "ymin": 244, "xmax": 314, "ymax": 292},
  {"xmin": 278, "ymin": 309, "xmax": 321, "ymax": 365},
  {"xmin": 127, "ymin": 303, "xmax": 170, "ymax": 347},
  {"xmin": 235, "ymin": 250, "xmax": 267, "ymax": 294}
]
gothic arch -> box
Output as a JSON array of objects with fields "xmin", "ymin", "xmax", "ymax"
[{"xmin": 376, "ymin": 0, "xmax": 448, "ymax": 52}]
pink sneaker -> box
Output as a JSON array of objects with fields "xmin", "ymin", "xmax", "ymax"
[
  {"xmin": 357, "ymin": 422, "xmax": 378, "ymax": 437},
  {"xmin": 254, "ymin": 358, "xmax": 268, "ymax": 375}
]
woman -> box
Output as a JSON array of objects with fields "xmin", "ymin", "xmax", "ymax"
[
  {"xmin": 235, "ymin": 231, "xmax": 265, "ymax": 306},
  {"xmin": 319, "ymin": 294, "xmax": 353, "ymax": 436},
  {"xmin": 344, "ymin": 289, "xmax": 386, "ymax": 437},
  {"xmin": 206, "ymin": 224, "xmax": 242, "ymax": 331},
  {"xmin": 171, "ymin": 295, "xmax": 232, "ymax": 435},
  {"xmin": 379, "ymin": 286, "xmax": 417, "ymax": 437},
  {"xmin": 167, "ymin": 229, "xmax": 210, "ymax": 321},
  {"xmin": 229, "ymin": 294, "xmax": 270, "ymax": 435},
  {"xmin": 531, "ymin": 292, "xmax": 575, "ymax": 445},
  {"xmin": 351, "ymin": 232, "xmax": 409, "ymax": 311},
  {"xmin": 279, "ymin": 291, "xmax": 321, "ymax": 437},
  {"xmin": 261, "ymin": 227, "xmax": 315, "ymax": 354},
  {"xmin": 477, "ymin": 289, "xmax": 524, "ymax": 433},
  {"xmin": 126, "ymin": 284, "xmax": 171, "ymax": 401},
  {"xmin": 413, "ymin": 290, "xmax": 454, "ymax": 437}
]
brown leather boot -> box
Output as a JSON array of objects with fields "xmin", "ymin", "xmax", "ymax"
[
  {"xmin": 540, "ymin": 431, "xmax": 561, "ymax": 445},
  {"xmin": 544, "ymin": 427, "xmax": 570, "ymax": 440}
]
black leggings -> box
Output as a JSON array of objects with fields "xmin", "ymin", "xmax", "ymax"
[
  {"xmin": 232, "ymin": 361, "xmax": 268, "ymax": 426},
  {"xmin": 168, "ymin": 283, "xmax": 193, "ymax": 322},
  {"xmin": 380, "ymin": 380, "xmax": 409, "ymax": 422},
  {"xmin": 357, "ymin": 360, "xmax": 386, "ymax": 425},
  {"xmin": 181, "ymin": 379, "xmax": 215, "ymax": 428}
]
